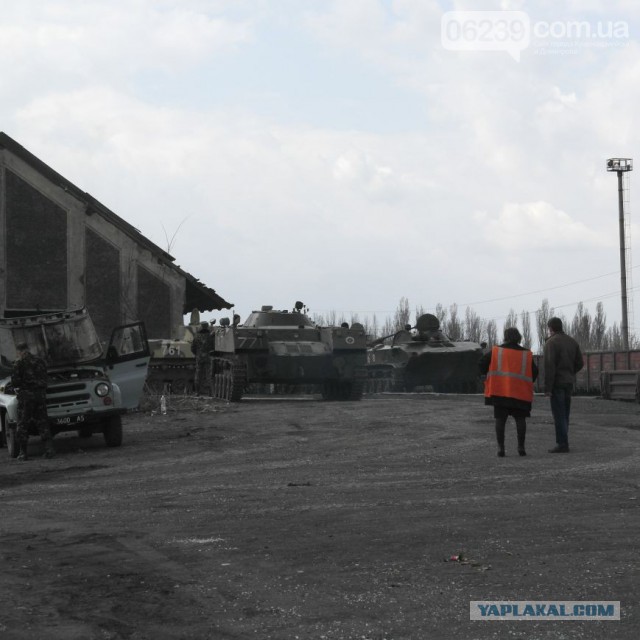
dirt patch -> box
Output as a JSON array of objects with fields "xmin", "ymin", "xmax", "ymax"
[{"xmin": 1, "ymin": 392, "xmax": 639, "ymax": 639}]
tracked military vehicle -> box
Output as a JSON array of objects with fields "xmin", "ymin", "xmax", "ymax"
[
  {"xmin": 211, "ymin": 302, "xmax": 367, "ymax": 401},
  {"xmin": 146, "ymin": 320, "xmax": 202, "ymax": 395},
  {"xmin": 366, "ymin": 313, "xmax": 483, "ymax": 393},
  {"xmin": 145, "ymin": 310, "xmax": 220, "ymax": 395},
  {"xmin": 146, "ymin": 337, "xmax": 195, "ymax": 394}
]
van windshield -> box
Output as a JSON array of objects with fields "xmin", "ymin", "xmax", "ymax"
[{"xmin": 0, "ymin": 310, "xmax": 103, "ymax": 368}]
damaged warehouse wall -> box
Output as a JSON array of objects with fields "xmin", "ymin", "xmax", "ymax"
[{"xmin": 0, "ymin": 132, "xmax": 231, "ymax": 341}]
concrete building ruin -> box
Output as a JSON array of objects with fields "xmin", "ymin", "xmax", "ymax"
[{"xmin": 0, "ymin": 132, "xmax": 231, "ymax": 341}]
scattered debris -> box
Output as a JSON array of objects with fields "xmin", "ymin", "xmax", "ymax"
[
  {"xmin": 445, "ymin": 553, "xmax": 464, "ymax": 562},
  {"xmin": 144, "ymin": 392, "xmax": 224, "ymax": 415},
  {"xmin": 444, "ymin": 552, "xmax": 491, "ymax": 571}
]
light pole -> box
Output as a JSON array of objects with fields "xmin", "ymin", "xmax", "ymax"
[{"xmin": 607, "ymin": 157, "xmax": 633, "ymax": 350}]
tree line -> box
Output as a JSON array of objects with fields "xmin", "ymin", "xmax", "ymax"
[{"xmin": 312, "ymin": 298, "xmax": 636, "ymax": 354}]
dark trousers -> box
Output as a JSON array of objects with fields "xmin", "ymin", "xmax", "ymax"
[
  {"xmin": 550, "ymin": 385, "xmax": 572, "ymax": 447},
  {"xmin": 16, "ymin": 390, "xmax": 51, "ymax": 446},
  {"xmin": 495, "ymin": 416, "xmax": 526, "ymax": 451},
  {"xmin": 195, "ymin": 359, "xmax": 211, "ymax": 395}
]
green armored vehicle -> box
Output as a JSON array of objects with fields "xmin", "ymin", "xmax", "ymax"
[
  {"xmin": 366, "ymin": 313, "xmax": 483, "ymax": 393},
  {"xmin": 211, "ymin": 302, "xmax": 367, "ymax": 401},
  {"xmin": 145, "ymin": 318, "xmax": 203, "ymax": 395}
]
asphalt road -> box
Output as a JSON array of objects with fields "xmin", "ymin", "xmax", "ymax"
[{"xmin": 1, "ymin": 391, "xmax": 639, "ymax": 639}]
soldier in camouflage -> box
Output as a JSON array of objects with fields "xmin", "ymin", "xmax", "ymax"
[
  {"xmin": 11, "ymin": 342, "xmax": 55, "ymax": 461},
  {"xmin": 191, "ymin": 322, "xmax": 214, "ymax": 395}
]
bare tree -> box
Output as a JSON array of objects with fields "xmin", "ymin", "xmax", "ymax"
[
  {"xmin": 363, "ymin": 314, "xmax": 379, "ymax": 341},
  {"xmin": 485, "ymin": 319, "xmax": 498, "ymax": 346},
  {"xmin": 535, "ymin": 299, "xmax": 553, "ymax": 353},
  {"xmin": 435, "ymin": 303, "xmax": 447, "ymax": 327},
  {"xmin": 591, "ymin": 302, "xmax": 606, "ymax": 351},
  {"xmin": 393, "ymin": 297, "xmax": 411, "ymax": 332},
  {"xmin": 464, "ymin": 307, "xmax": 483, "ymax": 343},
  {"xmin": 604, "ymin": 323, "xmax": 623, "ymax": 350},
  {"xmin": 445, "ymin": 304, "xmax": 463, "ymax": 340},
  {"xmin": 521, "ymin": 310, "xmax": 532, "ymax": 349},
  {"xmin": 311, "ymin": 310, "xmax": 347, "ymax": 327},
  {"xmin": 325, "ymin": 310, "xmax": 338, "ymax": 326},
  {"xmin": 320, "ymin": 297, "xmax": 625, "ymax": 355},
  {"xmin": 503, "ymin": 309, "xmax": 518, "ymax": 337},
  {"xmin": 370, "ymin": 313, "xmax": 379, "ymax": 340},
  {"xmin": 380, "ymin": 316, "xmax": 395, "ymax": 339},
  {"xmin": 570, "ymin": 302, "xmax": 591, "ymax": 351}
]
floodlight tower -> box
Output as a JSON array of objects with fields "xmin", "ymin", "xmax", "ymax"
[{"xmin": 607, "ymin": 157, "xmax": 633, "ymax": 350}]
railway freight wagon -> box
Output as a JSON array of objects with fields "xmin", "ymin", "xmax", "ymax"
[{"xmin": 533, "ymin": 350, "xmax": 640, "ymax": 396}]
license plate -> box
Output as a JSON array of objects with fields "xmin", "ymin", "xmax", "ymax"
[{"xmin": 54, "ymin": 415, "xmax": 86, "ymax": 426}]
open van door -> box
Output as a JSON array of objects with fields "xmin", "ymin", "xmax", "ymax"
[{"xmin": 106, "ymin": 323, "xmax": 150, "ymax": 410}]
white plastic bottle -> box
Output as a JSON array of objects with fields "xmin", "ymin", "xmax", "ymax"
[{"xmin": 160, "ymin": 394, "xmax": 167, "ymax": 415}]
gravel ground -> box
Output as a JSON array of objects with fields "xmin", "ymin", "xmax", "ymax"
[{"xmin": 1, "ymin": 391, "xmax": 639, "ymax": 639}]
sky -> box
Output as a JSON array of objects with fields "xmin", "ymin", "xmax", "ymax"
[{"xmin": 1, "ymin": 0, "xmax": 639, "ymax": 337}]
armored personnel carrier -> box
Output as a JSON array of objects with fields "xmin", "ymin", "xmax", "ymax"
[
  {"xmin": 366, "ymin": 313, "xmax": 483, "ymax": 393},
  {"xmin": 210, "ymin": 302, "xmax": 367, "ymax": 401}
]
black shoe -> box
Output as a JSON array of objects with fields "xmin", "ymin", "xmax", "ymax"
[
  {"xmin": 518, "ymin": 448, "xmax": 526, "ymax": 456},
  {"xmin": 548, "ymin": 445, "xmax": 569, "ymax": 453},
  {"xmin": 497, "ymin": 449, "xmax": 505, "ymax": 457}
]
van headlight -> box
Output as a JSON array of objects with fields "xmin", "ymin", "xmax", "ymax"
[{"xmin": 95, "ymin": 382, "xmax": 110, "ymax": 397}]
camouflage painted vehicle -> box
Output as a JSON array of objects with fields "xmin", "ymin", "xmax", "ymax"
[
  {"xmin": 145, "ymin": 313, "xmax": 216, "ymax": 394},
  {"xmin": 366, "ymin": 313, "xmax": 483, "ymax": 393},
  {"xmin": 211, "ymin": 302, "xmax": 367, "ymax": 401},
  {"xmin": 146, "ymin": 333, "xmax": 196, "ymax": 395}
]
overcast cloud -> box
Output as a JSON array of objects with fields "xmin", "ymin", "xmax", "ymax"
[{"xmin": 1, "ymin": 0, "xmax": 638, "ymax": 336}]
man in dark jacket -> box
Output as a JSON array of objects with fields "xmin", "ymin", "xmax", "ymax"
[
  {"xmin": 544, "ymin": 317, "xmax": 584, "ymax": 453},
  {"xmin": 11, "ymin": 342, "xmax": 54, "ymax": 461},
  {"xmin": 191, "ymin": 322, "xmax": 214, "ymax": 395},
  {"xmin": 479, "ymin": 327, "xmax": 538, "ymax": 457}
]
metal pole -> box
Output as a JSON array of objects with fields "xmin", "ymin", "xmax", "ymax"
[{"xmin": 617, "ymin": 170, "xmax": 630, "ymax": 350}]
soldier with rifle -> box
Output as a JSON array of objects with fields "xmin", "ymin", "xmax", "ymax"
[
  {"xmin": 191, "ymin": 322, "xmax": 214, "ymax": 395},
  {"xmin": 11, "ymin": 342, "xmax": 55, "ymax": 461}
]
